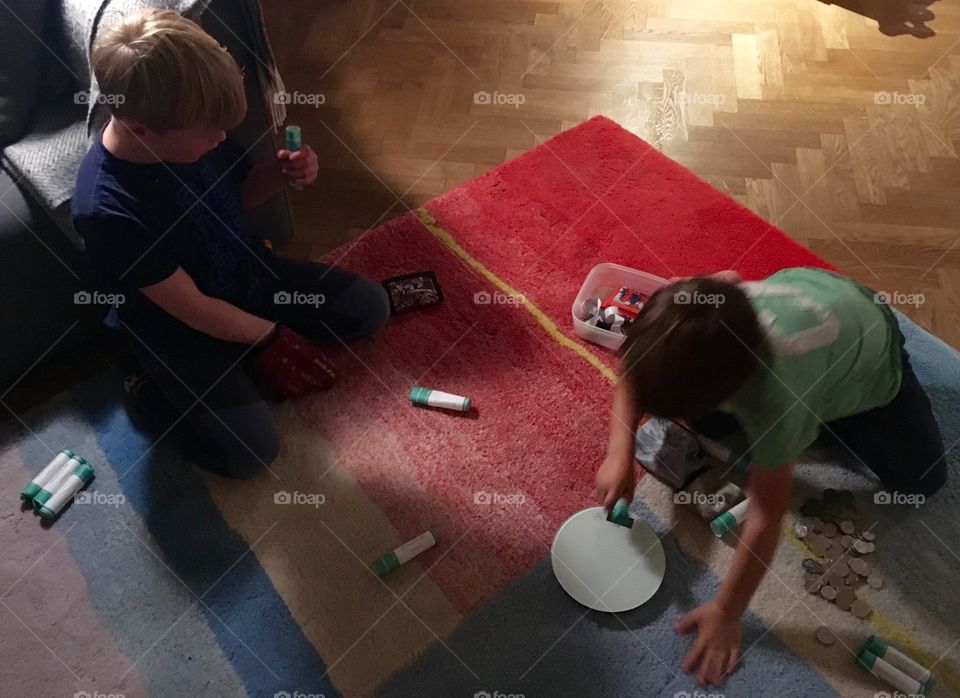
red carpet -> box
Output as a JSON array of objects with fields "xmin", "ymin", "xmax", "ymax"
[{"xmin": 310, "ymin": 116, "xmax": 832, "ymax": 613}]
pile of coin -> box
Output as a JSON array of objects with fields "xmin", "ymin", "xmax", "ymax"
[{"xmin": 793, "ymin": 488, "xmax": 883, "ymax": 627}]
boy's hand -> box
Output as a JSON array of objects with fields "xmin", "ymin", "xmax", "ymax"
[
  {"xmin": 595, "ymin": 455, "xmax": 635, "ymax": 508},
  {"xmin": 277, "ymin": 144, "xmax": 319, "ymax": 186},
  {"xmin": 676, "ymin": 601, "xmax": 741, "ymax": 686}
]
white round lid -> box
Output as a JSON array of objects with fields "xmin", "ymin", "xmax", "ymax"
[{"xmin": 551, "ymin": 506, "xmax": 666, "ymax": 612}]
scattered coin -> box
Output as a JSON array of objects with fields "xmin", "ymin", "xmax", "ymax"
[
  {"xmin": 853, "ymin": 539, "xmax": 871, "ymax": 555},
  {"xmin": 847, "ymin": 571, "xmax": 863, "ymax": 587},
  {"xmin": 793, "ymin": 522, "xmax": 809, "ymax": 539},
  {"xmin": 867, "ymin": 574, "xmax": 884, "ymax": 590},
  {"xmin": 851, "ymin": 599, "xmax": 872, "ymax": 619},
  {"xmin": 849, "ymin": 558, "xmax": 870, "ymax": 577},
  {"xmin": 864, "ymin": 541, "xmax": 876, "ymax": 554},
  {"xmin": 861, "ymin": 530, "xmax": 876, "ymax": 542},
  {"xmin": 809, "ymin": 517, "xmax": 824, "ymax": 533},
  {"xmin": 836, "ymin": 587, "xmax": 857, "ymax": 611},
  {"xmin": 805, "ymin": 573, "xmax": 824, "ymax": 593},
  {"xmin": 803, "ymin": 558, "xmax": 824, "ymax": 574},
  {"xmin": 840, "ymin": 534, "xmax": 854, "ymax": 549},
  {"xmin": 828, "ymin": 570, "xmax": 846, "ymax": 588},
  {"xmin": 815, "ymin": 626, "xmax": 837, "ymax": 645},
  {"xmin": 826, "ymin": 543, "xmax": 845, "ymax": 561},
  {"xmin": 823, "ymin": 522, "xmax": 838, "ymax": 538},
  {"xmin": 820, "ymin": 585, "xmax": 838, "ymax": 601},
  {"xmin": 840, "ymin": 520, "xmax": 856, "ymax": 535},
  {"xmin": 809, "ymin": 536, "xmax": 829, "ymax": 557}
]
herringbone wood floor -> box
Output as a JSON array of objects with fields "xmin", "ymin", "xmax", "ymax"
[{"xmin": 263, "ymin": 0, "xmax": 960, "ymax": 348}]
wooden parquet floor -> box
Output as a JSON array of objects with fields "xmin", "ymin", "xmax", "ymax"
[{"xmin": 262, "ymin": 0, "xmax": 960, "ymax": 348}]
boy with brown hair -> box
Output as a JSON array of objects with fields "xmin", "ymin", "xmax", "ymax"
[
  {"xmin": 73, "ymin": 9, "xmax": 389, "ymax": 477},
  {"xmin": 595, "ymin": 267, "xmax": 946, "ymax": 686}
]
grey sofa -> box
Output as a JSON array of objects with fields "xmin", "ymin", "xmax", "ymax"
[{"xmin": 0, "ymin": 0, "xmax": 293, "ymax": 386}]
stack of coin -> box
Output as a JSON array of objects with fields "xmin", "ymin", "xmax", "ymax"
[{"xmin": 795, "ymin": 489, "xmax": 882, "ymax": 622}]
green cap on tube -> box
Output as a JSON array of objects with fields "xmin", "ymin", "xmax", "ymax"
[
  {"xmin": 863, "ymin": 635, "xmax": 887, "ymax": 658},
  {"xmin": 608, "ymin": 498, "xmax": 632, "ymax": 527},
  {"xmin": 372, "ymin": 551, "xmax": 400, "ymax": 578},
  {"xmin": 710, "ymin": 510, "xmax": 737, "ymax": 538},
  {"xmin": 285, "ymin": 125, "xmax": 302, "ymax": 152},
  {"xmin": 857, "ymin": 648, "xmax": 879, "ymax": 671},
  {"xmin": 20, "ymin": 483, "xmax": 42, "ymax": 502}
]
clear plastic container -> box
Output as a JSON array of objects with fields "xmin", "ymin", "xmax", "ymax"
[{"xmin": 572, "ymin": 263, "xmax": 669, "ymax": 350}]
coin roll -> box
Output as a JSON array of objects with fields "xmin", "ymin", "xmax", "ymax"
[
  {"xmin": 858, "ymin": 649, "xmax": 925, "ymax": 695},
  {"xmin": 20, "ymin": 449, "xmax": 73, "ymax": 502},
  {"xmin": 862, "ymin": 635, "xmax": 933, "ymax": 686},
  {"xmin": 409, "ymin": 386, "xmax": 471, "ymax": 412}
]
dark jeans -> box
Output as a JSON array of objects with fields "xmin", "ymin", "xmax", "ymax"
[
  {"xmin": 694, "ymin": 350, "xmax": 947, "ymax": 497},
  {"xmin": 121, "ymin": 258, "xmax": 390, "ymax": 478}
]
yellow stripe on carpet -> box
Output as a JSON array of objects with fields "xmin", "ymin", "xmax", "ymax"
[
  {"xmin": 415, "ymin": 208, "xmax": 617, "ymax": 383},
  {"xmin": 417, "ymin": 206, "xmax": 960, "ymax": 696}
]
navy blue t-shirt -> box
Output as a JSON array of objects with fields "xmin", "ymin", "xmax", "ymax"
[{"xmin": 72, "ymin": 129, "xmax": 271, "ymax": 337}]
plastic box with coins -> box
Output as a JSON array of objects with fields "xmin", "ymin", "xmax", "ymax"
[{"xmin": 571, "ymin": 263, "xmax": 669, "ymax": 350}]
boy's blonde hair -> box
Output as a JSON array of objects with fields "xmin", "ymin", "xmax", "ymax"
[{"xmin": 92, "ymin": 9, "xmax": 246, "ymax": 131}]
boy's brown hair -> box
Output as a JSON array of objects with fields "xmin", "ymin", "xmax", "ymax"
[
  {"xmin": 91, "ymin": 9, "xmax": 246, "ymax": 131},
  {"xmin": 619, "ymin": 277, "xmax": 764, "ymax": 422}
]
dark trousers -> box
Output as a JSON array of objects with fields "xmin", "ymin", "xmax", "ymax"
[
  {"xmin": 694, "ymin": 350, "xmax": 947, "ymax": 497},
  {"xmin": 121, "ymin": 258, "xmax": 390, "ymax": 478}
]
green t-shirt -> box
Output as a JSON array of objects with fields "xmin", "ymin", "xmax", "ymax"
[{"xmin": 729, "ymin": 268, "xmax": 902, "ymax": 469}]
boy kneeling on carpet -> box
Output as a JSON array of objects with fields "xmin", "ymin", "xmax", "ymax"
[
  {"xmin": 72, "ymin": 10, "xmax": 389, "ymax": 477},
  {"xmin": 595, "ymin": 267, "xmax": 946, "ymax": 686}
]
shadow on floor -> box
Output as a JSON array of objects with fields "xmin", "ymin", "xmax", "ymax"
[{"xmin": 821, "ymin": 0, "xmax": 937, "ymax": 37}]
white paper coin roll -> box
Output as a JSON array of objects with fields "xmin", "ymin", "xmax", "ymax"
[
  {"xmin": 37, "ymin": 460, "xmax": 95, "ymax": 519},
  {"xmin": 372, "ymin": 530, "xmax": 439, "ymax": 577},
  {"xmin": 31, "ymin": 454, "xmax": 86, "ymax": 510},
  {"xmin": 20, "ymin": 450, "xmax": 73, "ymax": 502},
  {"xmin": 858, "ymin": 649, "xmax": 925, "ymax": 695},
  {"xmin": 862, "ymin": 635, "xmax": 934, "ymax": 689},
  {"xmin": 409, "ymin": 386, "xmax": 471, "ymax": 412}
]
